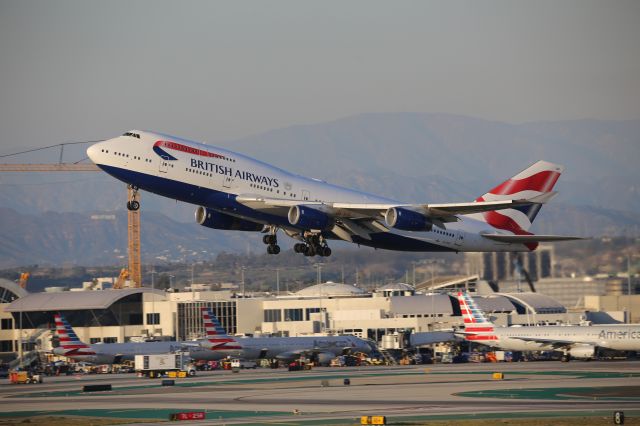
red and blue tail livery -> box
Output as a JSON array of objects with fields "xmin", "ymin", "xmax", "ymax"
[
  {"xmin": 457, "ymin": 292, "xmax": 497, "ymax": 342},
  {"xmin": 88, "ymin": 131, "xmax": 583, "ymax": 256},
  {"xmin": 202, "ymin": 307, "xmax": 242, "ymax": 351},
  {"xmin": 54, "ymin": 313, "xmax": 96, "ymax": 357}
]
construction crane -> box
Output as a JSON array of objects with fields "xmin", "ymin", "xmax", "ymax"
[
  {"xmin": 113, "ymin": 268, "xmax": 131, "ymax": 289},
  {"xmin": 18, "ymin": 272, "xmax": 30, "ymax": 289},
  {"xmin": 0, "ymin": 146, "xmax": 142, "ymax": 287}
]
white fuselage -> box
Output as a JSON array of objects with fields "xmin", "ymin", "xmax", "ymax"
[
  {"xmin": 484, "ymin": 324, "xmax": 640, "ymax": 352},
  {"xmin": 199, "ymin": 335, "xmax": 373, "ymax": 361},
  {"xmin": 53, "ymin": 341, "xmax": 212, "ymax": 364},
  {"xmin": 86, "ymin": 131, "xmax": 532, "ymax": 252}
]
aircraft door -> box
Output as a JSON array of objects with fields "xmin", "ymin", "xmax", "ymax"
[
  {"xmin": 454, "ymin": 231, "xmax": 463, "ymax": 247},
  {"xmin": 302, "ymin": 190, "xmax": 310, "ymax": 201},
  {"xmin": 159, "ymin": 160, "xmax": 169, "ymax": 173}
]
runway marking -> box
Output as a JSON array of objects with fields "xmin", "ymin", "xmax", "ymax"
[
  {"xmin": 457, "ymin": 385, "xmax": 640, "ymax": 401},
  {"xmin": 8, "ymin": 369, "xmax": 640, "ymax": 399}
]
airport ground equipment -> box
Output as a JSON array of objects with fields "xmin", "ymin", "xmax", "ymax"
[
  {"xmin": 9, "ymin": 371, "xmax": 42, "ymax": 384},
  {"xmin": 0, "ymin": 162, "xmax": 142, "ymax": 287},
  {"xmin": 134, "ymin": 354, "xmax": 195, "ymax": 378}
]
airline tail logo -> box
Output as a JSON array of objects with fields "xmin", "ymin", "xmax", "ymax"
[
  {"xmin": 457, "ymin": 292, "xmax": 497, "ymax": 341},
  {"xmin": 474, "ymin": 160, "xmax": 564, "ymax": 250},
  {"xmin": 54, "ymin": 313, "xmax": 95, "ymax": 356},
  {"xmin": 201, "ymin": 308, "xmax": 242, "ymax": 350}
]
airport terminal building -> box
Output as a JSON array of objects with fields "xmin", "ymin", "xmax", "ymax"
[{"xmin": 3, "ymin": 275, "xmax": 627, "ymax": 362}]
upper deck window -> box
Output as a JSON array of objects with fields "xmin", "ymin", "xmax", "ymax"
[{"xmin": 123, "ymin": 132, "xmax": 141, "ymax": 139}]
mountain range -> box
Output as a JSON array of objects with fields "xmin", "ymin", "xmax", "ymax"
[{"xmin": 1, "ymin": 113, "xmax": 638, "ymax": 267}]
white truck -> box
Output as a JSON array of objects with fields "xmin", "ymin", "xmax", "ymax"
[
  {"xmin": 134, "ymin": 354, "xmax": 196, "ymax": 378},
  {"xmin": 230, "ymin": 359, "xmax": 257, "ymax": 369}
]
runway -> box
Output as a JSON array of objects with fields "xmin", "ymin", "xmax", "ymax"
[{"xmin": 1, "ymin": 361, "xmax": 639, "ymax": 425}]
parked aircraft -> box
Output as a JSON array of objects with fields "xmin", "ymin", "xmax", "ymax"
[
  {"xmin": 86, "ymin": 131, "xmax": 581, "ymax": 256},
  {"xmin": 198, "ymin": 308, "xmax": 372, "ymax": 365},
  {"xmin": 457, "ymin": 292, "xmax": 640, "ymax": 361},
  {"xmin": 52, "ymin": 313, "xmax": 198, "ymax": 364}
]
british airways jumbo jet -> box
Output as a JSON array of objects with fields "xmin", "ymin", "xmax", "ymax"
[{"xmin": 86, "ymin": 131, "xmax": 580, "ymax": 257}]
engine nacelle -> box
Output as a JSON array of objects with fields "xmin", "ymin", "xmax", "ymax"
[
  {"xmin": 314, "ymin": 352, "xmax": 335, "ymax": 366},
  {"xmin": 385, "ymin": 207, "xmax": 433, "ymax": 231},
  {"xmin": 568, "ymin": 344, "xmax": 596, "ymax": 359},
  {"xmin": 287, "ymin": 205, "xmax": 333, "ymax": 231},
  {"xmin": 195, "ymin": 207, "xmax": 264, "ymax": 232}
]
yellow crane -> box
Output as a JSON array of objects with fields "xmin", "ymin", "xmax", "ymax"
[
  {"xmin": 0, "ymin": 162, "xmax": 142, "ymax": 287},
  {"xmin": 18, "ymin": 272, "xmax": 30, "ymax": 289}
]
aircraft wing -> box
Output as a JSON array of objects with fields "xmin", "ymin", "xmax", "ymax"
[
  {"xmin": 235, "ymin": 193, "xmax": 552, "ymax": 233},
  {"xmin": 511, "ymin": 336, "xmax": 598, "ymax": 349}
]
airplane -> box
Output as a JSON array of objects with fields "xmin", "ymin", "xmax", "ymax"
[
  {"xmin": 198, "ymin": 307, "xmax": 372, "ymax": 365},
  {"xmin": 86, "ymin": 131, "xmax": 582, "ymax": 257},
  {"xmin": 457, "ymin": 292, "xmax": 640, "ymax": 361},
  {"xmin": 52, "ymin": 313, "xmax": 203, "ymax": 364}
]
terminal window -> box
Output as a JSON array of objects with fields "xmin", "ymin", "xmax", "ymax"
[
  {"xmin": 147, "ymin": 313, "xmax": 160, "ymax": 325},
  {"xmin": 1, "ymin": 318, "xmax": 12, "ymax": 330},
  {"xmin": 284, "ymin": 308, "xmax": 303, "ymax": 322},
  {"xmin": 264, "ymin": 309, "xmax": 281, "ymax": 322},
  {"xmin": 103, "ymin": 337, "xmax": 117, "ymax": 344}
]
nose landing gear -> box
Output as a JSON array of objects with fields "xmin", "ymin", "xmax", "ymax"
[{"xmin": 126, "ymin": 185, "xmax": 140, "ymax": 211}]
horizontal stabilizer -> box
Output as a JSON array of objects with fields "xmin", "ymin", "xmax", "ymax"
[{"xmin": 481, "ymin": 234, "xmax": 586, "ymax": 243}]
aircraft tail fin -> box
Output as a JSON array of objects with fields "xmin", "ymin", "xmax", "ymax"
[
  {"xmin": 54, "ymin": 313, "xmax": 95, "ymax": 355},
  {"xmin": 457, "ymin": 292, "xmax": 498, "ymax": 342},
  {"xmin": 474, "ymin": 160, "xmax": 563, "ymax": 232},
  {"xmin": 201, "ymin": 307, "xmax": 242, "ymax": 350}
]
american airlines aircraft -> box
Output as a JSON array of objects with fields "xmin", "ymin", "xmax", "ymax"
[
  {"xmin": 198, "ymin": 308, "xmax": 372, "ymax": 365},
  {"xmin": 52, "ymin": 314, "xmax": 203, "ymax": 364},
  {"xmin": 86, "ymin": 131, "xmax": 581, "ymax": 256},
  {"xmin": 457, "ymin": 292, "xmax": 640, "ymax": 361}
]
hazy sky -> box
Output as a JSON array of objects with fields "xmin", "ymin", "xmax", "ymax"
[{"xmin": 0, "ymin": 0, "xmax": 639, "ymax": 152}]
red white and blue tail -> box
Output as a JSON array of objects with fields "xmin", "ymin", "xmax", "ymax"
[
  {"xmin": 457, "ymin": 292, "xmax": 497, "ymax": 342},
  {"xmin": 470, "ymin": 161, "xmax": 564, "ymax": 250},
  {"xmin": 54, "ymin": 313, "xmax": 96, "ymax": 356},
  {"xmin": 201, "ymin": 307, "xmax": 242, "ymax": 350}
]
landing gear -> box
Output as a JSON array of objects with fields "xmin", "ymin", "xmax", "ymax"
[
  {"xmin": 293, "ymin": 233, "xmax": 332, "ymax": 257},
  {"xmin": 561, "ymin": 353, "xmax": 571, "ymax": 362},
  {"xmin": 263, "ymin": 227, "xmax": 280, "ymax": 255},
  {"xmin": 126, "ymin": 185, "xmax": 140, "ymax": 211}
]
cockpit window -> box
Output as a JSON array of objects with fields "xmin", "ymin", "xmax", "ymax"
[{"xmin": 122, "ymin": 132, "xmax": 141, "ymax": 139}]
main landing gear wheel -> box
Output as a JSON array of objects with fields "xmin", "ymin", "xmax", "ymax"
[
  {"xmin": 295, "ymin": 234, "xmax": 332, "ymax": 257},
  {"xmin": 267, "ymin": 244, "xmax": 281, "ymax": 255},
  {"xmin": 126, "ymin": 200, "xmax": 140, "ymax": 211},
  {"xmin": 263, "ymin": 228, "xmax": 280, "ymax": 255}
]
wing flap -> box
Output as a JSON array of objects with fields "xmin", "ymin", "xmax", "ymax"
[{"xmin": 515, "ymin": 336, "xmax": 597, "ymax": 349}]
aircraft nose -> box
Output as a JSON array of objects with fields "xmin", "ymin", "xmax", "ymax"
[{"xmin": 86, "ymin": 142, "xmax": 101, "ymax": 163}]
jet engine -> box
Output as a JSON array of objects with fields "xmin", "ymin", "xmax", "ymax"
[
  {"xmin": 567, "ymin": 344, "xmax": 596, "ymax": 360},
  {"xmin": 385, "ymin": 207, "xmax": 433, "ymax": 231},
  {"xmin": 195, "ymin": 207, "xmax": 264, "ymax": 232},
  {"xmin": 314, "ymin": 352, "xmax": 335, "ymax": 366},
  {"xmin": 287, "ymin": 205, "xmax": 333, "ymax": 231}
]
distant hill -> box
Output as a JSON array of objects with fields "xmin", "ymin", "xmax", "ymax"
[
  {"xmin": 0, "ymin": 207, "xmax": 259, "ymax": 268},
  {"xmin": 1, "ymin": 113, "xmax": 639, "ymax": 267}
]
